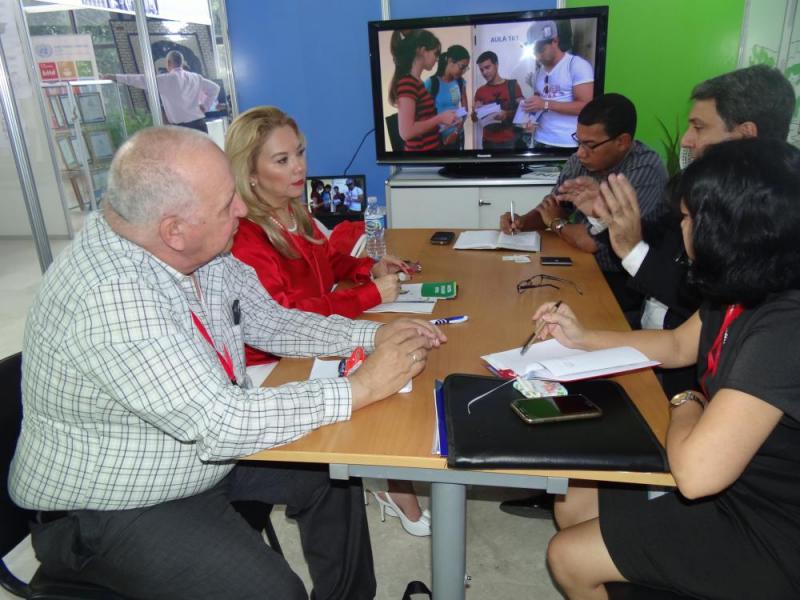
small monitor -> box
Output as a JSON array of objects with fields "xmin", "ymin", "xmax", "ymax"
[{"xmin": 306, "ymin": 175, "xmax": 366, "ymax": 230}]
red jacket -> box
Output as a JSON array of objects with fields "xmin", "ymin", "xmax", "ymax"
[{"xmin": 231, "ymin": 217, "xmax": 380, "ymax": 365}]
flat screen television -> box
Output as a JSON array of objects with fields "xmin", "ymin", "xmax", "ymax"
[{"xmin": 368, "ymin": 6, "xmax": 608, "ymax": 177}]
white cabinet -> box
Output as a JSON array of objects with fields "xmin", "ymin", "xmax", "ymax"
[{"xmin": 385, "ymin": 167, "xmax": 558, "ymax": 229}]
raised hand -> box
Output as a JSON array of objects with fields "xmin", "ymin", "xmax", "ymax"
[
  {"xmin": 594, "ymin": 174, "xmax": 643, "ymax": 259},
  {"xmin": 556, "ymin": 176, "xmax": 601, "ymax": 217}
]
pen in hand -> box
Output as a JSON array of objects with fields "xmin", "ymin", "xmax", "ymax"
[
  {"xmin": 520, "ymin": 300, "xmax": 562, "ymax": 355},
  {"xmin": 509, "ymin": 201, "xmax": 516, "ymax": 235}
]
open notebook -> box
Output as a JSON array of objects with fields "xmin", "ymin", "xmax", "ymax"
[
  {"xmin": 481, "ymin": 339, "xmax": 659, "ymax": 382},
  {"xmin": 454, "ymin": 230, "xmax": 541, "ymax": 252}
]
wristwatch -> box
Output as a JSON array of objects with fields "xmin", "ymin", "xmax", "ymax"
[
  {"xmin": 669, "ymin": 390, "xmax": 708, "ymax": 410},
  {"xmin": 544, "ymin": 101, "xmax": 550, "ymax": 112},
  {"xmin": 549, "ymin": 217, "xmax": 568, "ymax": 233}
]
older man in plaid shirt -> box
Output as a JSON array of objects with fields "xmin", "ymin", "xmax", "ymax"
[{"xmin": 10, "ymin": 126, "xmax": 444, "ymax": 600}]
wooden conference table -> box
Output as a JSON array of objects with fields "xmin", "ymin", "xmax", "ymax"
[{"xmin": 244, "ymin": 229, "xmax": 673, "ymax": 599}]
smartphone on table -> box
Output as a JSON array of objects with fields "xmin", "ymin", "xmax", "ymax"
[
  {"xmin": 540, "ymin": 256, "xmax": 573, "ymax": 266},
  {"xmin": 510, "ymin": 394, "xmax": 602, "ymax": 425},
  {"xmin": 430, "ymin": 231, "xmax": 455, "ymax": 245}
]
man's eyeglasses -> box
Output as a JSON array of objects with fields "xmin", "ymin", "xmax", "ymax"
[
  {"xmin": 571, "ymin": 132, "xmax": 618, "ymax": 152},
  {"xmin": 516, "ymin": 273, "xmax": 583, "ymax": 295}
]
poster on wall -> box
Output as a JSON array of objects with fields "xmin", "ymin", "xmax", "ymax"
[
  {"xmin": 31, "ymin": 0, "xmax": 210, "ymax": 25},
  {"xmin": 31, "ymin": 34, "xmax": 99, "ymax": 82}
]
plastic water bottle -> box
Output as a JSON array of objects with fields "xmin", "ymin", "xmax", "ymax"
[{"xmin": 364, "ymin": 196, "xmax": 386, "ymax": 260}]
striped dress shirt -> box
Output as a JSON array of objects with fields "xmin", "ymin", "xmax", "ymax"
[{"xmin": 556, "ymin": 140, "xmax": 669, "ymax": 272}]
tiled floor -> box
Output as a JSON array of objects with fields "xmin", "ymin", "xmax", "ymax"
[{"xmin": 0, "ymin": 235, "xmax": 564, "ymax": 600}]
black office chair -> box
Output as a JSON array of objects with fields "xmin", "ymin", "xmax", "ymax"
[
  {"xmin": 2, "ymin": 352, "xmax": 283, "ymax": 599},
  {"xmin": 1, "ymin": 352, "xmax": 129, "ymax": 599}
]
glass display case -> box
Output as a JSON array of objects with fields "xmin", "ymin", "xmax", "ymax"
[{"xmin": 41, "ymin": 79, "xmax": 126, "ymax": 211}]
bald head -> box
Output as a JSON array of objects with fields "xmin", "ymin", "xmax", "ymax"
[{"xmin": 106, "ymin": 126, "xmax": 220, "ymax": 226}]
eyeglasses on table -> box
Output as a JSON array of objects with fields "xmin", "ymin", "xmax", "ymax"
[{"xmin": 516, "ymin": 273, "xmax": 584, "ymax": 295}]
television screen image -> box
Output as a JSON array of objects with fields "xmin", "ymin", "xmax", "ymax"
[
  {"xmin": 307, "ymin": 175, "xmax": 366, "ymax": 216},
  {"xmin": 368, "ymin": 7, "xmax": 608, "ymax": 174}
]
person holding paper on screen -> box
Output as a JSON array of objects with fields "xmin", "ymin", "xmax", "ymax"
[
  {"xmin": 389, "ymin": 29, "xmax": 458, "ymax": 152},
  {"xmin": 472, "ymin": 51, "xmax": 524, "ymax": 150},
  {"xmin": 424, "ymin": 44, "xmax": 470, "ymax": 150},
  {"xmin": 533, "ymin": 139, "xmax": 800, "ymax": 599}
]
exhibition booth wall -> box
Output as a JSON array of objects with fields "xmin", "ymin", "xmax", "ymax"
[{"xmin": 228, "ymin": 0, "xmax": 749, "ymax": 204}]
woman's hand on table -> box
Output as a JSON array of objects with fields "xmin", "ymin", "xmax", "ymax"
[
  {"xmin": 532, "ymin": 302, "xmax": 588, "ymax": 348},
  {"xmin": 371, "ymin": 255, "xmax": 408, "ymax": 278},
  {"xmin": 350, "ymin": 326, "xmax": 436, "ymax": 409},
  {"xmin": 373, "ymin": 274, "xmax": 401, "ymax": 303}
]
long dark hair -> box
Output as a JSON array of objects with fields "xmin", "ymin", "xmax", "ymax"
[
  {"xmin": 678, "ymin": 138, "xmax": 800, "ymax": 306},
  {"xmin": 388, "ymin": 29, "xmax": 441, "ymax": 105},
  {"xmin": 434, "ymin": 44, "xmax": 470, "ymax": 78}
]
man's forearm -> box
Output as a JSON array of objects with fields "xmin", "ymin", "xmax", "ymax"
[{"xmin": 520, "ymin": 208, "xmax": 546, "ymax": 230}]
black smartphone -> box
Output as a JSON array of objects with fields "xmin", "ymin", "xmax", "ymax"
[
  {"xmin": 430, "ymin": 231, "xmax": 455, "ymax": 245},
  {"xmin": 540, "ymin": 256, "xmax": 573, "ymax": 266},
  {"xmin": 510, "ymin": 394, "xmax": 602, "ymax": 425}
]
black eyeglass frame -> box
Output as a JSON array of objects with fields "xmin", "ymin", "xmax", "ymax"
[
  {"xmin": 516, "ymin": 273, "xmax": 584, "ymax": 295},
  {"xmin": 570, "ymin": 132, "xmax": 619, "ymax": 152}
]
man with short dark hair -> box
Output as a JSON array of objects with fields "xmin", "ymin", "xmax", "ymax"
[
  {"xmin": 501, "ymin": 93, "xmax": 668, "ymax": 315},
  {"xmin": 473, "ymin": 50, "xmax": 524, "ymax": 150},
  {"xmin": 344, "ymin": 178, "xmax": 364, "ymax": 211}
]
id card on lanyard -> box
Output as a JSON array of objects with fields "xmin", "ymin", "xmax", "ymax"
[
  {"xmin": 191, "ymin": 311, "xmax": 238, "ymax": 385},
  {"xmin": 700, "ymin": 304, "xmax": 744, "ymax": 397}
]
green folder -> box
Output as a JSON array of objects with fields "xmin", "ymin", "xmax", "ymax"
[{"xmin": 420, "ymin": 281, "xmax": 457, "ymax": 299}]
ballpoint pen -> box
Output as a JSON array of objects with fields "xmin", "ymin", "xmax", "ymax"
[
  {"xmin": 520, "ymin": 300, "xmax": 562, "ymax": 355},
  {"xmin": 509, "ymin": 200, "xmax": 516, "ymax": 235},
  {"xmin": 429, "ymin": 315, "xmax": 469, "ymax": 325}
]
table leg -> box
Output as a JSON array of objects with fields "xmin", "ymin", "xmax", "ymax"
[{"xmin": 431, "ymin": 481, "xmax": 467, "ymax": 600}]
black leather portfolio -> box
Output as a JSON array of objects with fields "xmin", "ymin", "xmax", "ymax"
[{"xmin": 443, "ymin": 374, "xmax": 669, "ymax": 472}]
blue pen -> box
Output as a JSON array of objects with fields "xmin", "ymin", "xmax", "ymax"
[{"xmin": 429, "ymin": 315, "xmax": 469, "ymax": 325}]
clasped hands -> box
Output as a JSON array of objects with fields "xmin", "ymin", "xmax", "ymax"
[{"xmin": 350, "ymin": 318, "xmax": 447, "ymax": 410}]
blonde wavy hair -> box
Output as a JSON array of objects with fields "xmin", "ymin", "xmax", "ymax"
[{"xmin": 225, "ymin": 106, "xmax": 321, "ymax": 259}]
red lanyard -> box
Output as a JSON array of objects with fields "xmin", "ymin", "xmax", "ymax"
[
  {"xmin": 700, "ymin": 304, "xmax": 744, "ymax": 397},
  {"xmin": 191, "ymin": 311, "xmax": 237, "ymax": 385}
]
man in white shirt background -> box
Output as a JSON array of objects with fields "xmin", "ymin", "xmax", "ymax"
[
  {"xmin": 522, "ymin": 20, "xmax": 594, "ymax": 148},
  {"xmin": 106, "ymin": 50, "xmax": 220, "ymax": 133},
  {"xmin": 344, "ymin": 178, "xmax": 364, "ymax": 212}
]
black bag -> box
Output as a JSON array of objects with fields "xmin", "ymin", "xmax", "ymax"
[{"xmin": 385, "ymin": 112, "xmax": 405, "ymax": 152}]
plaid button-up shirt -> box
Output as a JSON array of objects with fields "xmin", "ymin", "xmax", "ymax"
[{"xmin": 10, "ymin": 213, "xmax": 379, "ymax": 511}]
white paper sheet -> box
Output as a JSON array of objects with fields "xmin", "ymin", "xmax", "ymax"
[{"xmin": 481, "ymin": 339, "xmax": 659, "ymax": 382}]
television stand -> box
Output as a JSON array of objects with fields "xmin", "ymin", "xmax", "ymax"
[
  {"xmin": 386, "ymin": 167, "xmax": 559, "ymax": 228},
  {"xmin": 438, "ymin": 162, "xmax": 533, "ymax": 179}
]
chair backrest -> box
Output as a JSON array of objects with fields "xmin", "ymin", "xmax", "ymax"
[{"xmin": 0, "ymin": 353, "xmax": 35, "ymax": 557}]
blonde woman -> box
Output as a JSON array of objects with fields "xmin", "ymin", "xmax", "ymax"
[{"xmin": 227, "ymin": 106, "xmax": 431, "ymax": 537}]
